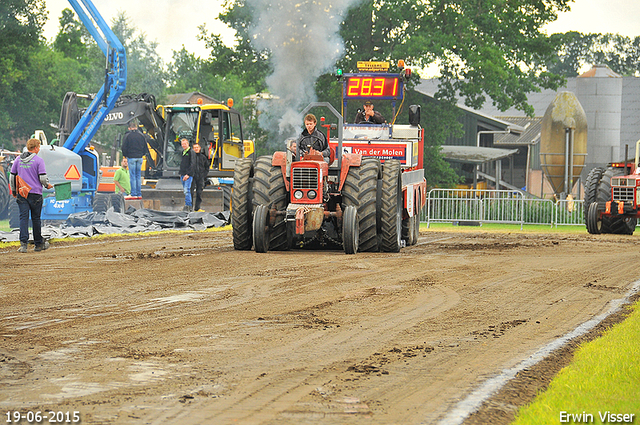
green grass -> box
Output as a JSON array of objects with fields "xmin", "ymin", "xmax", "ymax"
[
  {"xmin": 512, "ymin": 300, "xmax": 640, "ymax": 424},
  {"xmin": 421, "ymin": 221, "xmax": 592, "ymax": 235},
  {"xmin": 1, "ymin": 218, "xmax": 595, "ymax": 235}
]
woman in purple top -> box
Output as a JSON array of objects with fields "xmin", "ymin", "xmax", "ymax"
[{"xmin": 10, "ymin": 138, "xmax": 53, "ymax": 253}]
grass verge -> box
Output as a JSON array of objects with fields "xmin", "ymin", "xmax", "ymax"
[
  {"xmin": 2, "ymin": 219, "xmax": 589, "ymax": 239},
  {"xmin": 512, "ymin": 300, "xmax": 640, "ymax": 424},
  {"xmin": 422, "ymin": 221, "xmax": 592, "ymax": 235}
]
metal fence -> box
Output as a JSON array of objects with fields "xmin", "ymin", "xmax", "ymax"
[
  {"xmin": 425, "ymin": 189, "xmax": 526, "ymax": 229},
  {"xmin": 422, "ymin": 189, "xmax": 585, "ymax": 228},
  {"xmin": 554, "ymin": 199, "xmax": 585, "ymax": 227}
]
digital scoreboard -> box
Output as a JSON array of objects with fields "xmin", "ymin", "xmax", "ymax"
[{"xmin": 344, "ymin": 75, "xmax": 403, "ymax": 100}]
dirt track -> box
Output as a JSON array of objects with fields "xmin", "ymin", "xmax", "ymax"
[{"xmin": 1, "ymin": 228, "xmax": 639, "ymax": 424}]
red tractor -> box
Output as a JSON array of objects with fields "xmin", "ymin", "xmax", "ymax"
[
  {"xmin": 585, "ymin": 139, "xmax": 640, "ymax": 235},
  {"xmin": 232, "ymin": 61, "xmax": 426, "ymax": 254}
]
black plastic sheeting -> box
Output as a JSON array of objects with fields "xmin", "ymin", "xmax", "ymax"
[{"xmin": 0, "ymin": 207, "xmax": 230, "ymax": 242}]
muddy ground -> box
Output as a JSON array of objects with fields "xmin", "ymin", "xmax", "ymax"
[{"xmin": 1, "ymin": 228, "xmax": 639, "ymax": 424}]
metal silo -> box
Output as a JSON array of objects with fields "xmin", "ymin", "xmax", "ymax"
[
  {"xmin": 576, "ymin": 64, "xmax": 623, "ymax": 169},
  {"xmin": 540, "ymin": 91, "xmax": 588, "ymax": 197}
]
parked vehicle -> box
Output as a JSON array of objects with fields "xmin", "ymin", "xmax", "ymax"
[{"xmin": 584, "ymin": 139, "xmax": 640, "ymax": 235}]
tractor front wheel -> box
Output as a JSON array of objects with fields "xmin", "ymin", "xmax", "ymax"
[
  {"xmin": 0, "ymin": 169, "xmax": 10, "ymax": 220},
  {"xmin": 586, "ymin": 202, "xmax": 602, "ymax": 234},
  {"xmin": 253, "ymin": 204, "xmax": 270, "ymax": 253},
  {"xmin": 342, "ymin": 157, "xmax": 379, "ymax": 252},
  {"xmin": 252, "ymin": 156, "xmax": 289, "ymax": 250},
  {"xmin": 8, "ymin": 198, "xmax": 21, "ymax": 229},
  {"xmin": 342, "ymin": 205, "xmax": 359, "ymax": 254},
  {"xmin": 406, "ymin": 192, "xmax": 421, "ymax": 246}
]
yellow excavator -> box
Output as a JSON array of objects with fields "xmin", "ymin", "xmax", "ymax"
[{"xmin": 92, "ymin": 93, "xmax": 255, "ymax": 211}]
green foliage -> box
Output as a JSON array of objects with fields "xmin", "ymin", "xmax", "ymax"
[
  {"xmin": 165, "ymin": 48, "xmax": 254, "ymax": 104},
  {"xmin": 53, "ymin": 8, "xmax": 89, "ymax": 60},
  {"xmin": 548, "ymin": 32, "xmax": 640, "ymax": 77},
  {"xmin": 199, "ymin": 6, "xmax": 271, "ymax": 91},
  {"xmin": 0, "ymin": 0, "xmax": 47, "ymax": 148},
  {"xmin": 411, "ymin": 96, "xmax": 463, "ymax": 188},
  {"xmin": 523, "ymin": 199, "xmax": 554, "ymax": 224}
]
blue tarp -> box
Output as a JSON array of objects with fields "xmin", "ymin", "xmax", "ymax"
[{"xmin": 0, "ymin": 208, "xmax": 230, "ymax": 242}]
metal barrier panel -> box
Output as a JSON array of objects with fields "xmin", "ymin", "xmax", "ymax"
[
  {"xmin": 522, "ymin": 198, "xmax": 556, "ymax": 226},
  {"xmin": 555, "ymin": 199, "xmax": 585, "ymax": 227},
  {"xmin": 420, "ymin": 193, "xmax": 585, "ymax": 228},
  {"xmin": 426, "ymin": 189, "xmax": 524, "ymax": 228}
]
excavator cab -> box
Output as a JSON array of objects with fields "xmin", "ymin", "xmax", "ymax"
[{"xmin": 96, "ymin": 95, "xmax": 254, "ymax": 211}]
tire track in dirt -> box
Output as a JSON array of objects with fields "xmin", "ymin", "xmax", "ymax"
[{"xmin": 141, "ymin": 254, "xmax": 461, "ymax": 424}]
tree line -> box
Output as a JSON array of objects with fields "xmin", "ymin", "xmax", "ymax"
[{"xmin": 1, "ymin": 0, "xmax": 638, "ymax": 187}]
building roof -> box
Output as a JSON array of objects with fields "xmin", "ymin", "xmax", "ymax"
[
  {"xmin": 493, "ymin": 116, "xmax": 542, "ymax": 146},
  {"xmin": 414, "ymin": 86, "xmax": 526, "ymax": 133},
  {"xmin": 440, "ymin": 145, "xmax": 519, "ymax": 164}
]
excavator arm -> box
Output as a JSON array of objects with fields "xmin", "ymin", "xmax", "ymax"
[{"xmin": 100, "ymin": 93, "xmax": 166, "ymax": 174}]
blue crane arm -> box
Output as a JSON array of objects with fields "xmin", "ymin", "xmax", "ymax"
[{"xmin": 63, "ymin": 0, "xmax": 127, "ymax": 154}]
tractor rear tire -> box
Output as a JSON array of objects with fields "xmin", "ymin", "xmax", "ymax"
[
  {"xmin": 586, "ymin": 202, "xmax": 602, "ymax": 234},
  {"xmin": 596, "ymin": 167, "xmax": 636, "ymax": 235},
  {"xmin": 232, "ymin": 158, "xmax": 253, "ymax": 250},
  {"xmin": 342, "ymin": 157, "xmax": 379, "ymax": 252},
  {"xmin": 252, "ymin": 156, "xmax": 289, "ymax": 250},
  {"xmin": 253, "ymin": 204, "xmax": 270, "ymax": 253},
  {"xmin": 93, "ymin": 193, "xmax": 112, "ymax": 213},
  {"xmin": 379, "ymin": 159, "xmax": 403, "ymax": 252},
  {"xmin": 342, "ymin": 205, "xmax": 359, "ymax": 254},
  {"xmin": 608, "ymin": 215, "xmax": 637, "ymax": 235}
]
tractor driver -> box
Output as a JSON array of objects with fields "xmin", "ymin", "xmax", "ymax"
[
  {"xmin": 354, "ymin": 100, "xmax": 386, "ymax": 124},
  {"xmin": 289, "ymin": 113, "xmax": 331, "ymax": 164}
]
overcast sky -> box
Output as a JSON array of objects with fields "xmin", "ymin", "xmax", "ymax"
[
  {"xmin": 42, "ymin": 0, "xmax": 235, "ymax": 61},
  {"xmin": 42, "ymin": 0, "xmax": 640, "ymax": 63}
]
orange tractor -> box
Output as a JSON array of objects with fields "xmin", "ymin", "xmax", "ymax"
[{"xmin": 231, "ymin": 61, "xmax": 427, "ymax": 254}]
